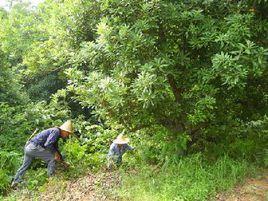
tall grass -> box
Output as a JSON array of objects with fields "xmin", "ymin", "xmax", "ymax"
[{"xmin": 118, "ymin": 154, "xmax": 255, "ymax": 201}]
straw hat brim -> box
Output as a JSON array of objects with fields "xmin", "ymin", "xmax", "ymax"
[
  {"xmin": 59, "ymin": 120, "xmax": 73, "ymax": 133},
  {"xmin": 60, "ymin": 128, "xmax": 72, "ymax": 133},
  {"xmin": 113, "ymin": 138, "xmax": 130, "ymax": 144}
]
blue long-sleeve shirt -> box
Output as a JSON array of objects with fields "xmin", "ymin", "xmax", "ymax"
[
  {"xmin": 30, "ymin": 127, "xmax": 61, "ymax": 154},
  {"xmin": 107, "ymin": 142, "xmax": 134, "ymax": 164}
]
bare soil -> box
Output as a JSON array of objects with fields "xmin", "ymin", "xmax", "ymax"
[{"xmin": 216, "ymin": 171, "xmax": 268, "ymax": 201}]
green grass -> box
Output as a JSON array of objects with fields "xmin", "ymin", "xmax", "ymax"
[
  {"xmin": 2, "ymin": 154, "xmax": 256, "ymax": 201},
  {"xmin": 118, "ymin": 154, "xmax": 255, "ymax": 201}
]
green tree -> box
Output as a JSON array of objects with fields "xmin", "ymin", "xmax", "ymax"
[{"xmin": 66, "ymin": 0, "xmax": 268, "ymax": 154}]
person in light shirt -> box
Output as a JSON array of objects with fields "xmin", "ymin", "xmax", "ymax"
[{"xmin": 107, "ymin": 133, "xmax": 134, "ymax": 169}]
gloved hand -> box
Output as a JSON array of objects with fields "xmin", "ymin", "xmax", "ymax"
[{"xmin": 54, "ymin": 152, "xmax": 62, "ymax": 161}]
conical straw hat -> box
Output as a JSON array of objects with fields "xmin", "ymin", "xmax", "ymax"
[
  {"xmin": 59, "ymin": 120, "xmax": 73, "ymax": 133},
  {"xmin": 113, "ymin": 134, "xmax": 130, "ymax": 144}
]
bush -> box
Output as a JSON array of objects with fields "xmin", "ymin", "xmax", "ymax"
[
  {"xmin": 61, "ymin": 124, "xmax": 119, "ymax": 176},
  {"xmin": 26, "ymin": 169, "xmax": 48, "ymax": 190},
  {"xmin": 0, "ymin": 169, "xmax": 10, "ymax": 194},
  {"xmin": 125, "ymin": 125, "xmax": 189, "ymax": 166},
  {"xmin": 0, "ymin": 151, "xmax": 21, "ymax": 194}
]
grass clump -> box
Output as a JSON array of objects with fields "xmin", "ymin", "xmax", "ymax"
[{"xmin": 118, "ymin": 154, "xmax": 254, "ymax": 201}]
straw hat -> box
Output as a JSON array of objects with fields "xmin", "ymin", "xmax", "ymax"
[
  {"xmin": 113, "ymin": 134, "xmax": 130, "ymax": 144},
  {"xmin": 59, "ymin": 120, "xmax": 73, "ymax": 133}
]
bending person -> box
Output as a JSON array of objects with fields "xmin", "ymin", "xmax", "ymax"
[
  {"xmin": 107, "ymin": 133, "xmax": 134, "ymax": 170},
  {"xmin": 11, "ymin": 120, "xmax": 73, "ymax": 187}
]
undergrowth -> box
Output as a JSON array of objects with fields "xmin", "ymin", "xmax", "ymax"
[{"xmin": 117, "ymin": 154, "xmax": 255, "ymax": 201}]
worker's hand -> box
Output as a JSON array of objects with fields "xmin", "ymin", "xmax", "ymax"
[
  {"xmin": 61, "ymin": 161, "xmax": 70, "ymax": 169},
  {"xmin": 54, "ymin": 152, "xmax": 62, "ymax": 161}
]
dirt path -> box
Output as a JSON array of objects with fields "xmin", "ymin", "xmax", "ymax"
[
  {"xmin": 56, "ymin": 171, "xmax": 120, "ymax": 201},
  {"xmin": 40, "ymin": 173, "xmax": 97, "ymax": 201},
  {"xmin": 216, "ymin": 171, "xmax": 268, "ymax": 201},
  {"xmin": 8, "ymin": 171, "xmax": 120, "ymax": 201}
]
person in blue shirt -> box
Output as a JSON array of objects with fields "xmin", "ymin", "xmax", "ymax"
[
  {"xmin": 11, "ymin": 120, "xmax": 73, "ymax": 187},
  {"xmin": 107, "ymin": 133, "xmax": 134, "ymax": 169}
]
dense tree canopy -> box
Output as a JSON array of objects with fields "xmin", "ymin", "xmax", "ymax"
[{"xmin": 66, "ymin": 0, "xmax": 268, "ymax": 155}]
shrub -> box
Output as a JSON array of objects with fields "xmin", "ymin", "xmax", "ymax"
[{"xmin": 0, "ymin": 151, "xmax": 21, "ymax": 194}]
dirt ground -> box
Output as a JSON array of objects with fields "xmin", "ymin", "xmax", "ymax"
[
  {"xmin": 216, "ymin": 171, "xmax": 268, "ymax": 201},
  {"xmin": 56, "ymin": 171, "xmax": 120, "ymax": 201},
  {"xmin": 9, "ymin": 171, "xmax": 121, "ymax": 201},
  {"xmin": 7, "ymin": 170, "xmax": 268, "ymax": 201}
]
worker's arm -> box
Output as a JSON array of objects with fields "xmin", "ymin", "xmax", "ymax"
[
  {"xmin": 44, "ymin": 129, "xmax": 61, "ymax": 157},
  {"xmin": 126, "ymin": 144, "xmax": 135, "ymax": 151}
]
